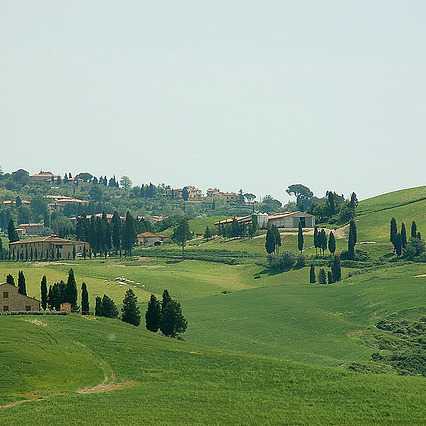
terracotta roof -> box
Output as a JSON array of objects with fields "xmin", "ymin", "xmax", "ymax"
[
  {"xmin": 214, "ymin": 215, "xmax": 252, "ymax": 225},
  {"xmin": 137, "ymin": 232, "xmax": 167, "ymax": 238},
  {"xmin": 9, "ymin": 235, "xmax": 84, "ymax": 245},
  {"xmin": 268, "ymin": 211, "xmax": 314, "ymax": 219}
]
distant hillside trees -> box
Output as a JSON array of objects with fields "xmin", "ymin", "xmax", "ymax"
[
  {"xmin": 121, "ymin": 289, "xmax": 141, "ymax": 326},
  {"xmin": 8, "ymin": 219, "xmax": 19, "ymax": 242},
  {"xmin": 75, "ymin": 210, "xmax": 149, "ymax": 257},
  {"xmin": 172, "ymin": 217, "xmax": 192, "ymax": 259},
  {"xmin": 286, "ymin": 184, "xmax": 313, "ymax": 211}
]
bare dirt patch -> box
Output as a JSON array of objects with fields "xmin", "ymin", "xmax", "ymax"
[
  {"xmin": 414, "ymin": 274, "xmax": 426, "ymax": 278},
  {"xmin": 33, "ymin": 262, "xmax": 78, "ymax": 267},
  {"xmin": 25, "ymin": 319, "xmax": 47, "ymax": 327},
  {"xmin": 76, "ymin": 381, "xmax": 139, "ymax": 394}
]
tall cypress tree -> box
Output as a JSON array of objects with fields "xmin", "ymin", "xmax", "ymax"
[
  {"xmin": 6, "ymin": 274, "xmax": 15, "ymax": 285},
  {"xmin": 411, "ymin": 221, "xmax": 417, "ymax": 239},
  {"xmin": 297, "ymin": 221, "xmax": 304, "ymax": 254},
  {"xmin": 319, "ymin": 229, "xmax": 327, "ymax": 256},
  {"xmin": 123, "ymin": 211, "xmax": 136, "ymax": 255},
  {"xmin": 95, "ymin": 296, "xmax": 103, "ymax": 316},
  {"xmin": 395, "ymin": 233, "xmax": 402, "ymax": 257},
  {"xmin": 18, "ymin": 270, "xmax": 27, "ymax": 295},
  {"xmin": 145, "ymin": 294, "xmax": 161, "ymax": 332},
  {"xmin": 265, "ymin": 228, "xmax": 276, "ymax": 254},
  {"xmin": 121, "ymin": 289, "xmax": 141, "ymax": 326},
  {"xmin": 390, "ymin": 218, "xmax": 398, "ymax": 252},
  {"xmin": 309, "ymin": 265, "xmax": 316, "ymax": 284},
  {"xmin": 313, "ymin": 226, "xmax": 319, "ymax": 256},
  {"xmin": 328, "ymin": 231, "xmax": 336, "ymax": 256},
  {"xmin": 171, "ymin": 217, "xmax": 192, "ymax": 259},
  {"xmin": 41, "ymin": 275, "xmax": 48, "ymax": 310},
  {"xmin": 112, "ymin": 211, "xmax": 121, "ymax": 254},
  {"xmin": 348, "ymin": 219, "xmax": 357, "ymax": 258},
  {"xmin": 401, "ymin": 222, "xmax": 407, "ymax": 250},
  {"xmin": 318, "ymin": 268, "xmax": 327, "ymax": 284},
  {"xmin": 331, "ymin": 256, "xmax": 342, "ymax": 282},
  {"xmin": 67, "ymin": 268, "xmax": 78, "ymax": 309},
  {"xmin": 101, "ymin": 294, "xmax": 119, "ymax": 318},
  {"xmin": 8, "ymin": 219, "xmax": 19, "ymax": 242},
  {"xmin": 272, "ymin": 225, "xmax": 281, "ymax": 254},
  {"xmin": 160, "ymin": 298, "xmax": 187, "ymax": 337},
  {"xmin": 81, "ymin": 282, "xmax": 89, "ymax": 315}
]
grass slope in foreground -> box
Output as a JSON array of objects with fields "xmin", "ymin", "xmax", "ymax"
[{"xmin": 0, "ymin": 315, "xmax": 425, "ymax": 424}]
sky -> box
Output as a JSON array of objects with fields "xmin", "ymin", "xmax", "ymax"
[{"xmin": 1, "ymin": 1, "xmax": 425, "ymax": 203}]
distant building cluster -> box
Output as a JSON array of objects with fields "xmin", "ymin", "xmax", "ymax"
[{"xmin": 164, "ymin": 186, "xmax": 241, "ymax": 202}]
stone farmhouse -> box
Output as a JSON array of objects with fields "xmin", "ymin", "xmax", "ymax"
[
  {"xmin": 30, "ymin": 171, "xmax": 60, "ymax": 182},
  {"xmin": 16, "ymin": 223, "xmax": 45, "ymax": 237},
  {"xmin": 45, "ymin": 195, "xmax": 89, "ymax": 211},
  {"xmin": 206, "ymin": 188, "xmax": 240, "ymax": 202},
  {"xmin": 0, "ymin": 282, "xmax": 41, "ymax": 312},
  {"xmin": 9, "ymin": 236, "xmax": 90, "ymax": 260},
  {"xmin": 215, "ymin": 211, "xmax": 315, "ymax": 232},
  {"xmin": 137, "ymin": 232, "xmax": 168, "ymax": 247}
]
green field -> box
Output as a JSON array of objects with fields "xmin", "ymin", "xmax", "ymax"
[
  {"xmin": 0, "ymin": 315, "xmax": 425, "ymax": 424},
  {"xmin": 0, "ymin": 187, "xmax": 425, "ymax": 423}
]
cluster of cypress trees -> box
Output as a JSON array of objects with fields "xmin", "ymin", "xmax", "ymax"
[
  {"xmin": 219, "ymin": 218, "xmax": 256, "ymax": 239},
  {"xmin": 75, "ymin": 211, "xmax": 150, "ymax": 257},
  {"xmin": 265, "ymin": 225, "xmax": 281, "ymax": 254},
  {"xmin": 145, "ymin": 290, "xmax": 187, "ymax": 338},
  {"xmin": 390, "ymin": 219, "xmax": 423, "ymax": 258},
  {"xmin": 46, "ymin": 269, "xmax": 78, "ymax": 311},
  {"xmin": 140, "ymin": 183, "xmax": 157, "ymax": 198},
  {"xmin": 95, "ymin": 289, "xmax": 141, "ymax": 326},
  {"xmin": 310, "ymin": 256, "xmax": 341, "ymax": 285},
  {"xmin": 313, "ymin": 227, "xmax": 336, "ymax": 257},
  {"xmin": 5, "ymin": 271, "xmax": 27, "ymax": 294}
]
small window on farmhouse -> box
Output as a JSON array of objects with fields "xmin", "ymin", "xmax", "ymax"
[
  {"xmin": 299, "ymin": 217, "xmax": 306, "ymax": 228},
  {"xmin": 3, "ymin": 292, "xmax": 9, "ymax": 298},
  {"xmin": 25, "ymin": 305, "xmax": 31, "ymax": 312},
  {"xmin": 3, "ymin": 306, "xmax": 9, "ymax": 312}
]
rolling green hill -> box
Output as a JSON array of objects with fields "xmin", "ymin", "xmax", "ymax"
[
  {"xmin": 0, "ymin": 315, "xmax": 425, "ymax": 424},
  {"xmin": 0, "ymin": 186, "xmax": 425, "ymax": 423}
]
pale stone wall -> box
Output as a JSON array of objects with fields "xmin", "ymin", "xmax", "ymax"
[{"xmin": 0, "ymin": 283, "xmax": 41, "ymax": 312}]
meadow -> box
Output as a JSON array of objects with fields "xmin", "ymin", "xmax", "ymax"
[{"xmin": 0, "ymin": 186, "xmax": 425, "ymax": 423}]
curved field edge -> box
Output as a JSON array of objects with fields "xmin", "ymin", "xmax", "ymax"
[{"xmin": 0, "ymin": 315, "xmax": 425, "ymax": 425}]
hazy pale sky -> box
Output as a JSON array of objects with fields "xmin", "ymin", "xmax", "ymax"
[{"xmin": 1, "ymin": 1, "xmax": 425, "ymax": 202}]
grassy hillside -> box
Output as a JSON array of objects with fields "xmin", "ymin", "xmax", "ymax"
[
  {"xmin": 0, "ymin": 315, "xmax": 425, "ymax": 424},
  {"xmin": 357, "ymin": 186, "xmax": 426, "ymax": 216},
  {"xmin": 0, "ymin": 186, "xmax": 425, "ymax": 423}
]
